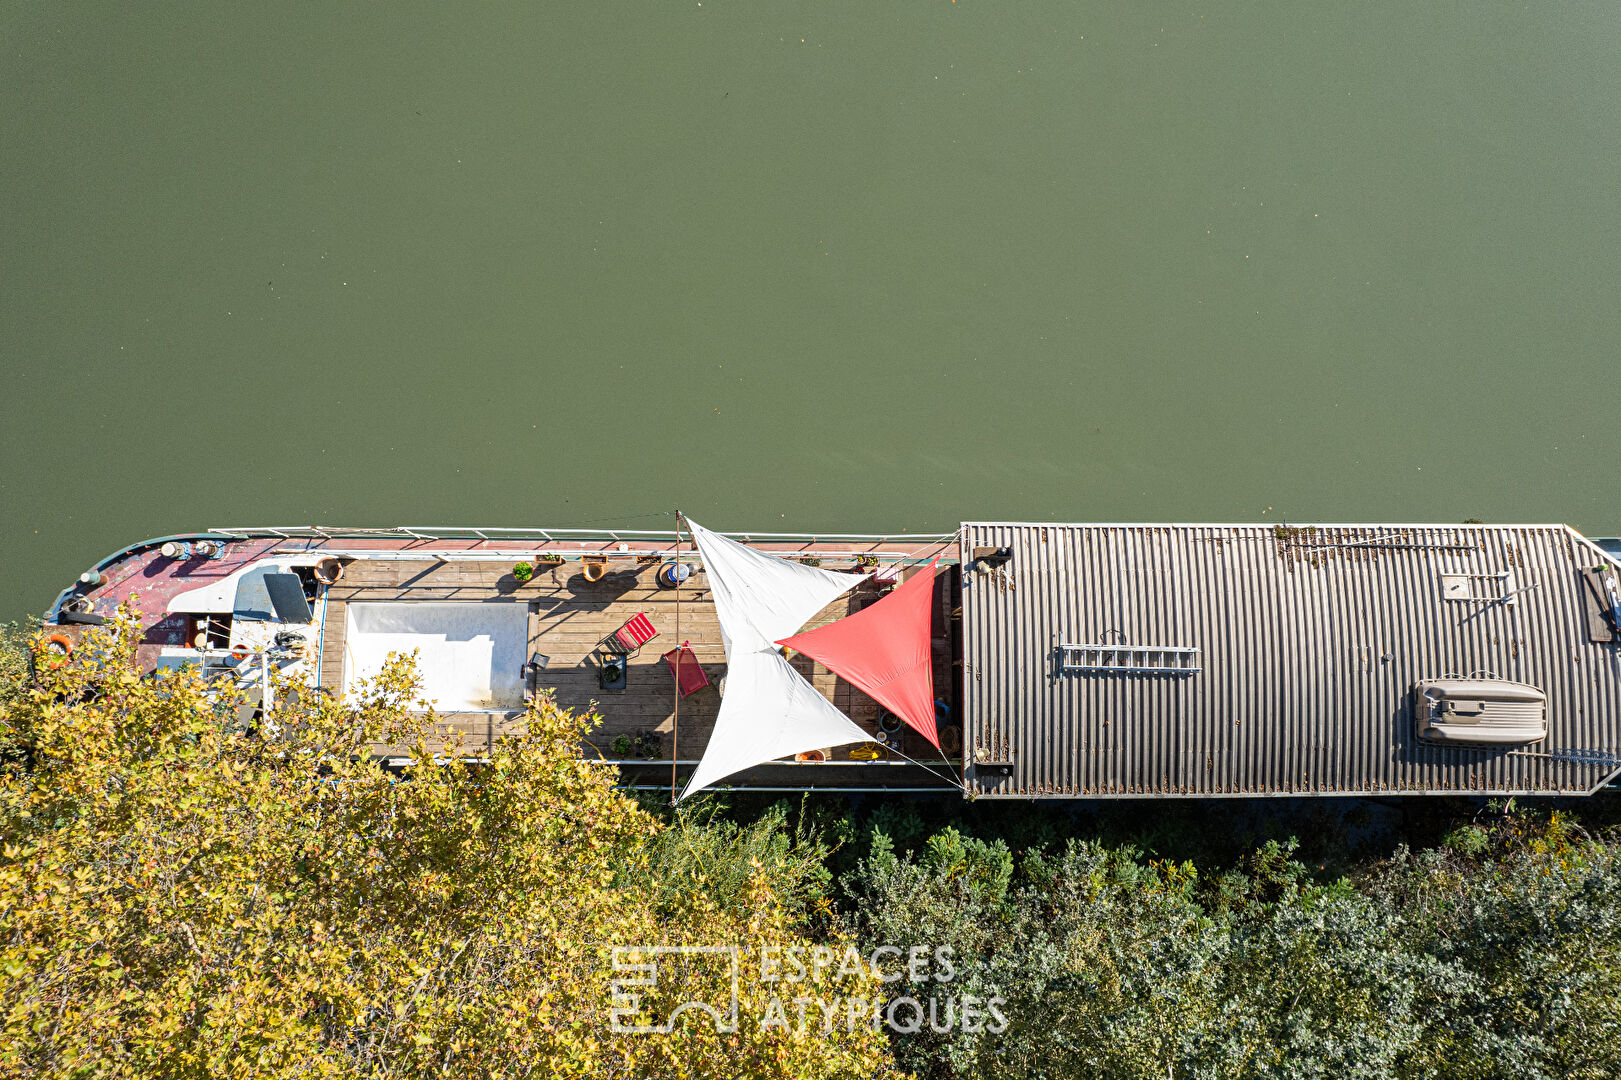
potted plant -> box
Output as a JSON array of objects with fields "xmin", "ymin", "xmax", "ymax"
[
  {"xmin": 855, "ymin": 554, "xmax": 880, "ymax": 569},
  {"xmin": 512, "ymin": 561, "xmax": 534, "ymax": 584},
  {"xmin": 536, "ymin": 553, "xmax": 565, "ymax": 567},
  {"xmin": 611, "ymin": 735, "xmax": 633, "ymax": 758}
]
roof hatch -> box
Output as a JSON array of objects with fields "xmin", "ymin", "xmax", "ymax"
[{"xmin": 1414, "ymin": 678, "xmax": 1546, "ymax": 746}]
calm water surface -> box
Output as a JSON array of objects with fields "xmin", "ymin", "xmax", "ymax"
[{"xmin": 3, "ymin": 2, "xmax": 1618, "ymax": 618}]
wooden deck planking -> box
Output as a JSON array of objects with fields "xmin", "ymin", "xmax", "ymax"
[
  {"xmin": 318, "ymin": 558, "xmax": 946, "ymax": 761},
  {"xmin": 318, "ymin": 597, "xmax": 347, "ymax": 696},
  {"xmin": 367, "ymin": 711, "xmax": 529, "ymax": 759}
]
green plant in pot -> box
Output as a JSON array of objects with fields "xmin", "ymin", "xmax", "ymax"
[
  {"xmin": 512, "ymin": 561, "xmax": 534, "ymax": 584},
  {"xmin": 611, "ymin": 735, "xmax": 633, "ymax": 757}
]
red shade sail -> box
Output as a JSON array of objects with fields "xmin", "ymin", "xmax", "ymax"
[{"xmin": 777, "ymin": 561, "xmax": 942, "ymax": 748}]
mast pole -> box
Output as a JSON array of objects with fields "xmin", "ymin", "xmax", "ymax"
[{"xmin": 671, "ymin": 511, "xmax": 683, "ymax": 805}]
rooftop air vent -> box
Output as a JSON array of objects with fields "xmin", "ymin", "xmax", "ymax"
[{"xmin": 1413, "ymin": 678, "xmax": 1546, "ymax": 746}]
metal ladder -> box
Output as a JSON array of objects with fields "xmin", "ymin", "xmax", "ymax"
[{"xmin": 1060, "ymin": 642, "xmax": 1201, "ymax": 675}]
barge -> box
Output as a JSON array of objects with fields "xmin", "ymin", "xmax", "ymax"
[{"xmin": 41, "ymin": 521, "xmax": 1621, "ymax": 799}]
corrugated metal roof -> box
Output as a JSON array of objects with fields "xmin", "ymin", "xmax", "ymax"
[{"xmin": 960, "ymin": 523, "xmax": 1621, "ymax": 798}]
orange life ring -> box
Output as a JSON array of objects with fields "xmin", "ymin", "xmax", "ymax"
[{"xmin": 43, "ymin": 634, "xmax": 73, "ymax": 665}]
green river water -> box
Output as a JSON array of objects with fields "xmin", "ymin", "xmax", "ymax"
[{"xmin": 3, "ymin": 2, "xmax": 1618, "ymax": 620}]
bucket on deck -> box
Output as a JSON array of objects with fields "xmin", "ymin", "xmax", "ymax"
[
  {"xmin": 583, "ymin": 558, "xmax": 611, "ymax": 583},
  {"xmin": 656, "ymin": 561, "xmax": 694, "ymax": 588},
  {"xmin": 313, "ymin": 557, "xmax": 344, "ymax": 585}
]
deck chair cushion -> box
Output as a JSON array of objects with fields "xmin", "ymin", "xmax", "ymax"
[
  {"xmin": 613, "ymin": 612, "xmax": 659, "ymax": 652},
  {"xmin": 662, "ymin": 646, "xmax": 711, "ymax": 697}
]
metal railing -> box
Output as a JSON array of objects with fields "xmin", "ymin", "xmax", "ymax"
[
  {"xmin": 209, "ymin": 524, "xmax": 955, "ymax": 544},
  {"xmin": 223, "ymin": 524, "xmax": 956, "ymax": 564},
  {"xmin": 45, "ymin": 524, "xmax": 957, "ymax": 621}
]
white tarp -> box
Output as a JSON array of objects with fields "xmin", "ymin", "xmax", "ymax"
[
  {"xmin": 342, "ymin": 602, "xmax": 527, "ymax": 711},
  {"xmin": 679, "ymin": 521, "xmax": 872, "ymax": 800},
  {"xmin": 167, "ymin": 554, "xmax": 326, "ymax": 617}
]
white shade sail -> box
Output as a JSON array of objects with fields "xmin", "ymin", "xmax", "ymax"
[
  {"xmin": 678, "ymin": 520, "xmax": 873, "ymax": 800},
  {"xmin": 685, "ymin": 520, "xmax": 867, "ymax": 653}
]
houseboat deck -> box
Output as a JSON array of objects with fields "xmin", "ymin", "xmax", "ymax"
[
  {"xmin": 318, "ymin": 552, "xmax": 959, "ymax": 779},
  {"xmin": 45, "ymin": 526, "xmax": 963, "ymax": 793}
]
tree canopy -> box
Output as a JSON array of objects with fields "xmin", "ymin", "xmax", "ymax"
[{"xmin": 0, "ymin": 614, "xmax": 895, "ymax": 1079}]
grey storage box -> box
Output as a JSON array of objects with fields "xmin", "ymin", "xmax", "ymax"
[{"xmin": 1414, "ymin": 678, "xmax": 1546, "ymax": 745}]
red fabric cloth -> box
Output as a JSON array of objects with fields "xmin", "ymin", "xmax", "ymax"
[
  {"xmin": 662, "ymin": 645, "xmax": 710, "ymax": 697},
  {"xmin": 778, "ymin": 561, "xmax": 941, "ymax": 748}
]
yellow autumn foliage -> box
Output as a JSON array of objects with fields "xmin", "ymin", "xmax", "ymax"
[{"xmin": 0, "ymin": 613, "xmax": 901, "ymax": 1079}]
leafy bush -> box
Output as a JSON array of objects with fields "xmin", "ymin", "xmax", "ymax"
[
  {"xmin": 844, "ymin": 816, "xmax": 1621, "ymax": 1080},
  {"xmin": 0, "ymin": 612, "xmax": 897, "ymax": 1079},
  {"xmin": 632, "ymin": 799, "xmax": 836, "ymax": 929},
  {"xmin": 0, "ymin": 619, "xmax": 33, "ymax": 764}
]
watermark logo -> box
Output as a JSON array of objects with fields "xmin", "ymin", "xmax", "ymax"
[
  {"xmin": 610, "ymin": 945, "xmax": 740, "ymax": 1034},
  {"xmin": 609, "ymin": 944, "xmax": 1006, "ymax": 1036}
]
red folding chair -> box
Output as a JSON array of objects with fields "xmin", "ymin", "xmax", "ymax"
[
  {"xmin": 662, "ymin": 643, "xmax": 711, "ymax": 697},
  {"xmin": 604, "ymin": 612, "xmax": 659, "ymax": 658}
]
